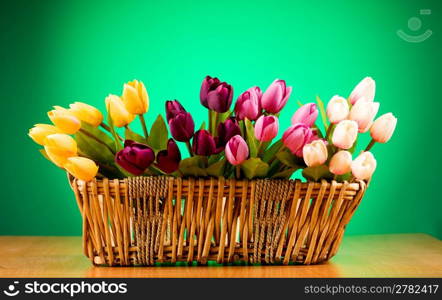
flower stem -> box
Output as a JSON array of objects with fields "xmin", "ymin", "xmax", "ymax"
[
  {"xmin": 208, "ymin": 110, "xmax": 213, "ymax": 135},
  {"xmin": 267, "ymin": 144, "xmax": 285, "ymax": 166},
  {"xmin": 214, "ymin": 112, "xmax": 220, "ymax": 136},
  {"xmin": 365, "ymin": 139, "xmax": 376, "ymax": 151},
  {"xmin": 100, "ymin": 122, "xmax": 123, "ymax": 141},
  {"xmin": 235, "ymin": 165, "xmax": 241, "ymax": 179},
  {"xmin": 186, "ymin": 140, "xmax": 194, "ymax": 156},
  {"xmin": 325, "ymin": 123, "xmax": 335, "ymax": 140},
  {"xmin": 79, "ymin": 128, "xmax": 115, "ymax": 154},
  {"xmin": 139, "ymin": 114, "xmax": 149, "ymax": 141}
]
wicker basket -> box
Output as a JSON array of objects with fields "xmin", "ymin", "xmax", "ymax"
[{"xmin": 68, "ymin": 175, "xmax": 367, "ymax": 266}]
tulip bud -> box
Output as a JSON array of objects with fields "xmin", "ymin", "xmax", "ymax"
[
  {"xmin": 28, "ymin": 124, "xmax": 62, "ymax": 145},
  {"xmin": 282, "ymin": 123, "xmax": 313, "ymax": 157},
  {"xmin": 349, "ymin": 77, "xmax": 376, "ymax": 105},
  {"xmin": 326, "ymin": 95, "xmax": 349, "ymax": 124},
  {"xmin": 216, "ymin": 117, "xmax": 241, "ymax": 147},
  {"xmin": 370, "ymin": 113, "xmax": 397, "ymax": 143},
  {"xmin": 44, "ymin": 133, "xmax": 78, "ymax": 167},
  {"xmin": 261, "ymin": 79, "xmax": 292, "ymax": 114},
  {"xmin": 122, "ymin": 80, "xmax": 149, "ymax": 115},
  {"xmin": 64, "ymin": 157, "xmax": 99, "ymax": 181},
  {"xmin": 200, "ymin": 75, "xmax": 221, "ymax": 107},
  {"xmin": 303, "ymin": 140, "xmax": 328, "ymax": 167},
  {"xmin": 254, "ymin": 115, "xmax": 279, "ymax": 142},
  {"xmin": 165, "ymin": 100, "xmax": 186, "ymax": 121},
  {"xmin": 234, "ymin": 87, "xmax": 262, "ymax": 120},
  {"xmin": 192, "ymin": 130, "xmax": 217, "ymax": 156},
  {"xmin": 329, "ymin": 150, "xmax": 352, "ymax": 175},
  {"xmin": 168, "ymin": 112, "xmax": 195, "ymax": 142},
  {"xmin": 105, "ymin": 94, "xmax": 135, "ymax": 128},
  {"xmin": 351, "ymin": 151, "xmax": 377, "ymax": 180},
  {"xmin": 69, "ymin": 102, "xmax": 103, "ymax": 127},
  {"xmin": 225, "ymin": 135, "xmax": 249, "ymax": 165},
  {"xmin": 115, "ymin": 140, "xmax": 155, "ymax": 175},
  {"xmin": 200, "ymin": 76, "xmax": 233, "ymax": 113},
  {"xmin": 155, "ymin": 139, "xmax": 181, "ymax": 174},
  {"xmin": 48, "ymin": 107, "xmax": 81, "ymax": 134},
  {"xmin": 349, "ymin": 101, "xmax": 379, "ymax": 132},
  {"xmin": 291, "ymin": 103, "xmax": 318, "ymax": 127},
  {"xmin": 332, "ymin": 120, "xmax": 358, "ymax": 150}
]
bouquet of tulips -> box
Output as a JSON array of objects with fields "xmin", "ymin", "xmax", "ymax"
[{"xmin": 28, "ymin": 76, "xmax": 397, "ymax": 183}]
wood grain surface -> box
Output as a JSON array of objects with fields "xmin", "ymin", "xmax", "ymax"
[{"xmin": 0, "ymin": 234, "xmax": 441, "ymax": 278}]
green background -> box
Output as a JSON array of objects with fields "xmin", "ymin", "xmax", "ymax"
[{"xmin": 1, "ymin": 0, "xmax": 441, "ymax": 238}]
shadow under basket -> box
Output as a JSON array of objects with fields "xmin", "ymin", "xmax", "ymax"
[{"xmin": 68, "ymin": 175, "xmax": 367, "ymax": 266}]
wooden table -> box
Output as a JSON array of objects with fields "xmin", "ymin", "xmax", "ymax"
[{"xmin": 0, "ymin": 234, "xmax": 441, "ymax": 278}]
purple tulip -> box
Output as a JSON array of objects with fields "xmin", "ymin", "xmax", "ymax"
[
  {"xmin": 261, "ymin": 79, "xmax": 292, "ymax": 114},
  {"xmin": 155, "ymin": 139, "xmax": 181, "ymax": 174},
  {"xmin": 225, "ymin": 135, "xmax": 249, "ymax": 166},
  {"xmin": 168, "ymin": 112, "xmax": 195, "ymax": 142},
  {"xmin": 254, "ymin": 115, "xmax": 279, "ymax": 142},
  {"xmin": 234, "ymin": 86, "xmax": 262, "ymax": 121},
  {"xmin": 216, "ymin": 117, "xmax": 241, "ymax": 147},
  {"xmin": 116, "ymin": 140, "xmax": 155, "ymax": 175},
  {"xmin": 200, "ymin": 75, "xmax": 233, "ymax": 113},
  {"xmin": 192, "ymin": 130, "xmax": 218, "ymax": 156},
  {"xmin": 291, "ymin": 103, "xmax": 318, "ymax": 127},
  {"xmin": 165, "ymin": 100, "xmax": 186, "ymax": 121},
  {"xmin": 282, "ymin": 124, "xmax": 315, "ymax": 157}
]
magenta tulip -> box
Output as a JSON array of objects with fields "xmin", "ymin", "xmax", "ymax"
[
  {"xmin": 165, "ymin": 100, "xmax": 186, "ymax": 121},
  {"xmin": 234, "ymin": 86, "xmax": 262, "ymax": 120},
  {"xmin": 282, "ymin": 123, "xmax": 314, "ymax": 157},
  {"xmin": 225, "ymin": 135, "xmax": 249, "ymax": 166},
  {"xmin": 254, "ymin": 115, "xmax": 279, "ymax": 142},
  {"xmin": 216, "ymin": 117, "xmax": 241, "ymax": 147},
  {"xmin": 291, "ymin": 103, "xmax": 318, "ymax": 127},
  {"xmin": 155, "ymin": 139, "xmax": 181, "ymax": 174},
  {"xmin": 200, "ymin": 75, "xmax": 233, "ymax": 113},
  {"xmin": 192, "ymin": 130, "xmax": 218, "ymax": 156},
  {"xmin": 116, "ymin": 140, "xmax": 155, "ymax": 175},
  {"xmin": 168, "ymin": 112, "xmax": 195, "ymax": 142},
  {"xmin": 261, "ymin": 79, "xmax": 292, "ymax": 114}
]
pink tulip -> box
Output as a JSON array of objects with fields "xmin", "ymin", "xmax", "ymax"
[
  {"xmin": 326, "ymin": 95, "xmax": 349, "ymax": 124},
  {"xmin": 234, "ymin": 86, "xmax": 262, "ymax": 121},
  {"xmin": 282, "ymin": 123, "xmax": 314, "ymax": 157},
  {"xmin": 332, "ymin": 120, "xmax": 358, "ymax": 149},
  {"xmin": 291, "ymin": 103, "xmax": 318, "ymax": 127},
  {"xmin": 329, "ymin": 151, "xmax": 352, "ymax": 175},
  {"xmin": 370, "ymin": 113, "xmax": 397, "ymax": 143},
  {"xmin": 349, "ymin": 77, "xmax": 376, "ymax": 105},
  {"xmin": 225, "ymin": 135, "xmax": 249, "ymax": 165},
  {"xmin": 351, "ymin": 151, "xmax": 377, "ymax": 180},
  {"xmin": 303, "ymin": 140, "xmax": 328, "ymax": 167},
  {"xmin": 349, "ymin": 101, "xmax": 379, "ymax": 133},
  {"xmin": 261, "ymin": 79, "xmax": 292, "ymax": 114},
  {"xmin": 254, "ymin": 115, "xmax": 279, "ymax": 142}
]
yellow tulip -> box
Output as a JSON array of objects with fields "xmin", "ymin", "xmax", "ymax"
[
  {"xmin": 64, "ymin": 157, "xmax": 99, "ymax": 181},
  {"xmin": 28, "ymin": 124, "xmax": 62, "ymax": 145},
  {"xmin": 69, "ymin": 102, "xmax": 103, "ymax": 127},
  {"xmin": 105, "ymin": 94, "xmax": 135, "ymax": 127},
  {"xmin": 122, "ymin": 80, "xmax": 149, "ymax": 114},
  {"xmin": 43, "ymin": 133, "xmax": 77, "ymax": 167},
  {"xmin": 48, "ymin": 106, "xmax": 81, "ymax": 134}
]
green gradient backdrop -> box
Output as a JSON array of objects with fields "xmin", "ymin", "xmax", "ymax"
[{"xmin": 1, "ymin": 0, "xmax": 441, "ymax": 237}]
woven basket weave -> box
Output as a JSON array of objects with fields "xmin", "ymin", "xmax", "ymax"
[{"xmin": 68, "ymin": 175, "xmax": 367, "ymax": 266}]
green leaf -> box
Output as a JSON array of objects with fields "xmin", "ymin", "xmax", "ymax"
[
  {"xmin": 219, "ymin": 110, "xmax": 232, "ymax": 123},
  {"xmin": 75, "ymin": 130, "xmax": 115, "ymax": 165},
  {"xmin": 276, "ymin": 149, "xmax": 303, "ymax": 168},
  {"xmin": 241, "ymin": 158, "xmax": 269, "ymax": 179},
  {"xmin": 297, "ymin": 100, "xmax": 304, "ymax": 107},
  {"xmin": 207, "ymin": 159, "xmax": 226, "ymax": 177},
  {"xmin": 302, "ymin": 165, "xmax": 332, "ymax": 181},
  {"xmin": 81, "ymin": 122, "xmax": 117, "ymax": 151},
  {"xmin": 271, "ymin": 168, "xmax": 297, "ymax": 179},
  {"xmin": 199, "ymin": 121, "xmax": 206, "ymax": 130},
  {"xmin": 262, "ymin": 139, "xmax": 283, "ymax": 163},
  {"xmin": 105, "ymin": 103, "xmax": 124, "ymax": 152},
  {"xmin": 125, "ymin": 127, "xmax": 146, "ymax": 144},
  {"xmin": 179, "ymin": 156, "xmax": 208, "ymax": 177},
  {"xmin": 315, "ymin": 95, "xmax": 329, "ymax": 131},
  {"xmin": 348, "ymin": 138, "xmax": 358, "ymax": 154},
  {"xmin": 147, "ymin": 114, "xmax": 168, "ymax": 151},
  {"xmin": 336, "ymin": 172, "xmax": 352, "ymax": 182},
  {"xmin": 244, "ymin": 118, "xmax": 258, "ymax": 157}
]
